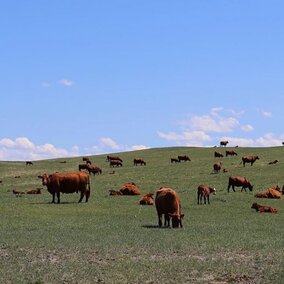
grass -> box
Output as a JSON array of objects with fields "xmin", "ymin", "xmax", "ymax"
[{"xmin": 0, "ymin": 146, "xmax": 283, "ymax": 283}]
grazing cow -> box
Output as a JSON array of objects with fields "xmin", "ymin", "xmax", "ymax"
[
  {"xmin": 78, "ymin": 164, "xmax": 89, "ymax": 171},
  {"xmin": 87, "ymin": 165, "xmax": 102, "ymax": 175},
  {"xmin": 282, "ymin": 142, "xmax": 284, "ymax": 146},
  {"xmin": 26, "ymin": 188, "xmax": 42, "ymax": 194},
  {"xmin": 139, "ymin": 193, "xmax": 155, "ymax": 205},
  {"xmin": 178, "ymin": 155, "xmax": 191, "ymax": 162},
  {"xmin": 110, "ymin": 160, "xmax": 123, "ymax": 167},
  {"xmin": 107, "ymin": 155, "xmax": 123, "ymax": 162},
  {"xmin": 12, "ymin": 189, "xmax": 26, "ymax": 196},
  {"xmin": 26, "ymin": 161, "xmax": 33, "ymax": 166},
  {"xmin": 133, "ymin": 158, "xmax": 146, "ymax": 166},
  {"xmin": 220, "ymin": 140, "xmax": 229, "ymax": 147},
  {"xmin": 82, "ymin": 156, "xmax": 91, "ymax": 163},
  {"xmin": 251, "ymin": 203, "xmax": 278, "ymax": 213},
  {"xmin": 268, "ymin": 160, "xmax": 278, "ymax": 165},
  {"xmin": 155, "ymin": 187, "xmax": 184, "ymax": 228},
  {"xmin": 213, "ymin": 161, "xmax": 222, "ymax": 173},
  {"xmin": 241, "ymin": 155, "xmax": 259, "ymax": 167},
  {"xmin": 254, "ymin": 186, "xmax": 281, "ymax": 199},
  {"xmin": 197, "ymin": 185, "xmax": 216, "ymax": 205},
  {"xmin": 171, "ymin": 158, "xmax": 180, "ymax": 163},
  {"xmin": 225, "ymin": 150, "xmax": 238, "ymax": 157},
  {"xmin": 214, "ymin": 151, "xmax": 224, "ymax": 158},
  {"xmin": 38, "ymin": 171, "xmax": 90, "ymax": 203},
  {"xmin": 227, "ymin": 176, "xmax": 253, "ymax": 192}
]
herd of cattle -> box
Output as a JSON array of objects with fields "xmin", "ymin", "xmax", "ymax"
[{"xmin": 4, "ymin": 142, "xmax": 283, "ymax": 228}]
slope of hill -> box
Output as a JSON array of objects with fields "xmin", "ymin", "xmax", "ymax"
[{"xmin": 0, "ymin": 146, "xmax": 283, "ymax": 283}]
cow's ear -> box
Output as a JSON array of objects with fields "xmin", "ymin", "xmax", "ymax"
[{"xmin": 180, "ymin": 214, "xmax": 185, "ymax": 219}]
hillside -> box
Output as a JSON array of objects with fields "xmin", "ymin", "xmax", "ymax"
[{"xmin": 0, "ymin": 146, "xmax": 283, "ymax": 283}]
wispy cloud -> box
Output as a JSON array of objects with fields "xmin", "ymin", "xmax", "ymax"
[
  {"xmin": 241, "ymin": 124, "xmax": 254, "ymax": 132},
  {"xmin": 41, "ymin": 82, "xmax": 51, "ymax": 87},
  {"xmin": 58, "ymin": 79, "xmax": 74, "ymax": 87},
  {"xmin": 262, "ymin": 111, "xmax": 272, "ymax": 117}
]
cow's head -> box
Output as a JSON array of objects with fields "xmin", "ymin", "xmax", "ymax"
[
  {"xmin": 38, "ymin": 173, "xmax": 50, "ymax": 186},
  {"xmin": 248, "ymin": 183, "xmax": 253, "ymax": 191},
  {"xmin": 256, "ymin": 156, "xmax": 259, "ymax": 160},
  {"xmin": 169, "ymin": 213, "xmax": 184, "ymax": 228},
  {"xmin": 210, "ymin": 187, "xmax": 217, "ymax": 195}
]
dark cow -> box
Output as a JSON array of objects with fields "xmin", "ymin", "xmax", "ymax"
[
  {"xmin": 155, "ymin": 187, "xmax": 184, "ymax": 228},
  {"xmin": 268, "ymin": 160, "xmax": 278, "ymax": 165},
  {"xmin": 251, "ymin": 202, "xmax": 278, "ymax": 213},
  {"xmin": 282, "ymin": 142, "xmax": 284, "ymax": 146},
  {"xmin": 139, "ymin": 193, "xmax": 154, "ymax": 205},
  {"xmin": 197, "ymin": 185, "xmax": 216, "ymax": 205},
  {"xmin": 178, "ymin": 155, "xmax": 191, "ymax": 162},
  {"xmin": 87, "ymin": 165, "xmax": 102, "ymax": 175},
  {"xmin": 171, "ymin": 158, "xmax": 180, "ymax": 163},
  {"xmin": 214, "ymin": 151, "xmax": 224, "ymax": 158},
  {"xmin": 133, "ymin": 158, "xmax": 146, "ymax": 166},
  {"xmin": 107, "ymin": 155, "xmax": 123, "ymax": 162},
  {"xmin": 26, "ymin": 161, "xmax": 33, "ymax": 166},
  {"xmin": 227, "ymin": 176, "xmax": 253, "ymax": 192},
  {"xmin": 110, "ymin": 160, "xmax": 123, "ymax": 167},
  {"xmin": 26, "ymin": 188, "xmax": 42, "ymax": 194},
  {"xmin": 78, "ymin": 164, "xmax": 89, "ymax": 171},
  {"xmin": 241, "ymin": 155, "xmax": 259, "ymax": 167},
  {"xmin": 220, "ymin": 140, "xmax": 229, "ymax": 147},
  {"xmin": 225, "ymin": 150, "xmax": 238, "ymax": 157},
  {"xmin": 213, "ymin": 161, "xmax": 222, "ymax": 173},
  {"xmin": 82, "ymin": 156, "xmax": 91, "ymax": 163},
  {"xmin": 12, "ymin": 189, "xmax": 26, "ymax": 196},
  {"xmin": 38, "ymin": 171, "xmax": 90, "ymax": 203}
]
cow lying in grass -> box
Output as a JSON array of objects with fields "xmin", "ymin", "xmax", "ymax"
[
  {"xmin": 139, "ymin": 193, "xmax": 154, "ymax": 205},
  {"xmin": 254, "ymin": 186, "xmax": 281, "ymax": 199},
  {"xmin": 251, "ymin": 202, "xmax": 278, "ymax": 213},
  {"xmin": 109, "ymin": 182, "xmax": 141, "ymax": 196}
]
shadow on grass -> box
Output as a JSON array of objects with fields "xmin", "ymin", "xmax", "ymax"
[
  {"xmin": 30, "ymin": 201, "xmax": 79, "ymax": 205},
  {"xmin": 142, "ymin": 224, "xmax": 170, "ymax": 229}
]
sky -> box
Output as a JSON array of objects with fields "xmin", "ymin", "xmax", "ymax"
[{"xmin": 1, "ymin": 1, "xmax": 284, "ymax": 161}]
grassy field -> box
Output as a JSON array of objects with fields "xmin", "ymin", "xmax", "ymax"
[{"xmin": 0, "ymin": 146, "xmax": 283, "ymax": 284}]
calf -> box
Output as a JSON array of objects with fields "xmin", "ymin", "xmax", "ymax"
[
  {"xmin": 139, "ymin": 193, "xmax": 154, "ymax": 205},
  {"xmin": 251, "ymin": 202, "xmax": 278, "ymax": 213},
  {"xmin": 197, "ymin": 185, "xmax": 216, "ymax": 205}
]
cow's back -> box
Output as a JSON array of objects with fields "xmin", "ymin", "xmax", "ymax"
[{"xmin": 155, "ymin": 188, "xmax": 180, "ymax": 214}]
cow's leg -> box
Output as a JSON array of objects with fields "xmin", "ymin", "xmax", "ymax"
[
  {"xmin": 197, "ymin": 193, "xmax": 200, "ymax": 204},
  {"xmin": 158, "ymin": 214, "xmax": 163, "ymax": 227},
  {"xmin": 227, "ymin": 184, "xmax": 231, "ymax": 192},
  {"xmin": 85, "ymin": 190, "xmax": 90, "ymax": 202},
  {"xmin": 51, "ymin": 193, "xmax": 56, "ymax": 203},
  {"xmin": 207, "ymin": 196, "xmax": 210, "ymax": 204},
  {"xmin": 164, "ymin": 214, "xmax": 170, "ymax": 227},
  {"xmin": 232, "ymin": 185, "xmax": 235, "ymax": 192},
  {"xmin": 203, "ymin": 196, "xmax": 206, "ymax": 204},
  {"xmin": 78, "ymin": 191, "xmax": 84, "ymax": 203},
  {"xmin": 56, "ymin": 192, "xmax": 60, "ymax": 204}
]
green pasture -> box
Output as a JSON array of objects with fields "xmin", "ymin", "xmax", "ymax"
[{"xmin": 0, "ymin": 146, "xmax": 283, "ymax": 283}]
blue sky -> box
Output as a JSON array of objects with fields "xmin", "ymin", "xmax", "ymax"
[{"xmin": 1, "ymin": 1, "xmax": 284, "ymax": 160}]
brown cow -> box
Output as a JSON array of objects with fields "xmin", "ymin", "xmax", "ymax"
[
  {"xmin": 214, "ymin": 151, "xmax": 224, "ymax": 158},
  {"xmin": 155, "ymin": 187, "xmax": 184, "ymax": 228},
  {"xmin": 213, "ymin": 161, "xmax": 222, "ymax": 173},
  {"xmin": 109, "ymin": 189, "xmax": 123, "ymax": 196},
  {"xmin": 225, "ymin": 150, "xmax": 238, "ymax": 157},
  {"xmin": 254, "ymin": 186, "xmax": 281, "ymax": 199},
  {"xmin": 251, "ymin": 202, "xmax": 278, "ymax": 213},
  {"xmin": 178, "ymin": 155, "xmax": 191, "ymax": 162},
  {"xmin": 139, "ymin": 193, "xmax": 154, "ymax": 205},
  {"xmin": 241, "ymin": 155, "xmax": 259, "ymax": 167},
  {"xmin": 109, "ymin": 182, "xmax": 141, "ymax": 196},
  {"xmin": 227, "ymin": 176, "xmax": 253, "ymax": 192},
  {"xmin": 220, "ymin": 140, "xmax": 229, "ymax": 147},
  {"xmin": 26, "ymin": 188, "xmax": 42, "ymax": 194},
  {"xmin": 197, "ymin": 185, "xmax": 216, "ymax": 205},
  {"xmin": 12, "ymin": 189, "xmax": 26, "ymax": 196},
  {"xmin": 82, "ymin": 156, "xmax": 91, "ymax": 163},
  {"xmin": 110, "ymin": 160, "xmax": 123, "ymax": 167},
  {"xmin": 171, "ymin": 158, "xmax": 180, "ymax": 163},
  {"xmin": 107, "ymin": 155, "xmax": 123, "ymax": 162},
  {"xmin": 268, "ymin": 160, "xmax": 278, "ymax": 165},
  {"xmin": 78, "ymin": 164, "xmax": 89, "ymax": 171},
  {"xmin": 38, "ymin": 171, "xmax": 90, "ymax": 203},
  {"xmin": 26, "ymin": 161, "xmax": 33, "ymax": 166},
  {"xmin": 87, "ymin": 165, "xmax": 102, "ymax": 175},
  {"xmin": 133, "ymin": 158, "xmax": 146, "ymax": 166}
]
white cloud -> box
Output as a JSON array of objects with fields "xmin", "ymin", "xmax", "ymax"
[
  {"xmin": 262, "ymin": 111, "xmax": 272, "ymax": 117},
  {"xmin": 241, "ymin": 124, "xmax": 254, "ymax": 132},
  {"xmin": 99, "ymin": 137, "xmax": 121, "ymax": 150},
  {"xmin": 58, "ymin": 79, "xmax": 74, "ymax": 87}
]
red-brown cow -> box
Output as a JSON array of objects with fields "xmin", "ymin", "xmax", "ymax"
[
  {"xmin": 38, "ymin": 171, "xmax": 90, "ymax": 203},
  {"xmin": 213, "ymin": 161, "xmax": 222, "ymax": 173},
  {"xmin": 251, "ymin": 202, "xmax": 278, "ymax": 213},
  {"xmin": 82, "ymin": 156, "xmax": 91, "ymax": 163},
  {"xmin": 178, "ymin": 155, "xmax": 191, "ymax": 162},
  {"xmin": 87, "ymin": 165, "xmax": 102, "ymax": 175},
  {"xmin": 171, "ymin": 158, "xmax": 180, "ymax": 163},
  {"xmin": 197, "ymin": 185, "xmax": 216, "ymax": 205},
  {"xmin": 26, "ymin": 188, "xmax": 42, "ymax": 194},
  {"xmin": 226, "ymin": 150, "xmax": 238, "ymax": 157},
  {"xmin": 241, "ymin": 155, "xmax": 259, "ymax": 167},
  {"xmin": 133, "ymin": 158, "xmax": 146, "ymax": 166},
  {"xmin": 107, "ymin": 155, "xmax": 123, "ymax": 162},
  {"xmin": 109, "ymin": 182, "xmax": 141, "ymax": 196},
  {"xmin": 155, "ymin": 187, "xmax": 184, "ymax": 228},
  {"xmin": 220, "ymin": 140, "xmax": 229, "ymax": 147},
  {"xmin": 254, "ymin": 186, "xmax": 281, "ymax": 199},
  {"xmin": 110, "ymin": 160, "xmax": 123, "ymax": 167},
  {"xmin": 268, "ymin": 160, "xmax": 278, "ymax": 165},
  {"xmin": 139, "ymin": 193, "xmax": 154, "ymax": 205},
  {"xmin": 227, "ymin": 176, "xmax": 253, "ymax": 192},
  {"xmin": 214, "ymin": 151, "xmax": 224, "ymax": 158}
]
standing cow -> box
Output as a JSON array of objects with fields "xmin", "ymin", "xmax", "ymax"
[
  {"xmin": 214, "ymin": 151, "xmax": 224, "ymax": 158},
  {"xmin": 220, "ymin": 140, "xmax": 229, "ymax": 147},
  {"xmin": 227, "ymin": 176, "xmax": 253, "ymax": 192},
  {"xmin": 241, "ymin": 155, "xmax": 259, "ymax": 167},
  {"xmin": 178, "ymin": 155, "xmax": 191, "ymax": 162},
  {"xmin": 155, "ymin": 187, "xmax": 184, "ymax": 228},
  {"xmin": 133, "ymin": 158, "xmax": 146, "ymax": 166},
  {"xmin": 213, "ymin": 161, "xmax": 222, "ymax": 173},
  {"xmin": 225, "ymin": 150, "xmax": 238, "ymax": 157},
  {"xmin": 197, "ymin": 185, "xmax": 216, "ymax": 205},
  {"xmin": 38, "ymin": 171, "xmax": 90, "ymax": 203}
]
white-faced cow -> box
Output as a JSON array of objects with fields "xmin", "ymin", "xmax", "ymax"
[
  {"xmin": 155, "ymin": 187, "xmax": 184, "ymax": 228},
  {"xmin": 38, "ymin": 171, "xmax": 90, "ymax": 203},
  {"xmin": 241, "ymin": 155, "xmax": 259, "ymax": 167},
  {"xmin": 227, "ymin": 176, "xmax": 253, "ymax": 192}
]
